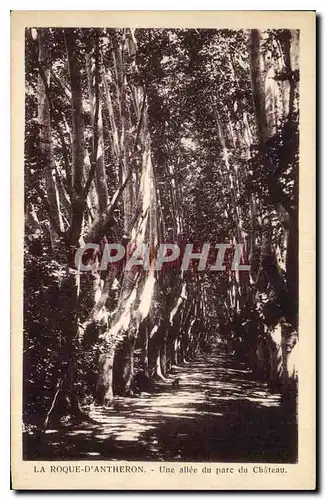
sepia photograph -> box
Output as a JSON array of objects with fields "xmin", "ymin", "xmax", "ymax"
[{"xmin": 11, "ymin": 10, "xmax": 315, "ymax": 490}]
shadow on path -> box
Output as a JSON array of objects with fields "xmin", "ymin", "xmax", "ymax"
[{"xmin": 24, "ymin": 348, "xmax": 297, "ymax": 462}]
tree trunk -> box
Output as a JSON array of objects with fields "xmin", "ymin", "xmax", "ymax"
[
  {"xmin": 154, "ymin": 346, "xmax": 165, "ymax": 380},
  {"xmin": 170, "ymin": 336, "xmax": 179, "ymax": 366},
  {"xmin": 48, "ymin": 29, "xmax": 88, "ymax": 421},
  {"xmin": 64, "ymin": 30, "xmax": 85, "ymax": 199},
  {"xmin": 113, "ymin": 337, "xmax": 136, "ymax": 396},
  {"xmin": 160, "ymin": 341, "xmax": 167, "ymax": 377},
  {"xmin": 266, "ymin": 327, "xmax": 282, "ymax": 394},
  {"xmin": 139, "ymin": 320, "xmax": 149, "ymax": 374},
  {"xmin": 86, "ymin": 52, "xmax": 108, "ymax": 213},
  {"xmin": 281, "ymin": 322, "xmax": 298, "ymax": 398},
  {"xmin": 44, "ymin": 273, "xmax": 83, "ymax": 426},
  {"xmin": 96, "ymin": 348, "xmax": 115, "ymax": 406},
  {"xmin": 37, "ymin": 28, "xmax": 64, "ymax": 248},
  {"xmin": 249, "ymin": 29, "xmax": 269, "ymax": 142}
]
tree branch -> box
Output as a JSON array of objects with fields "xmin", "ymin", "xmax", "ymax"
[
  {"xmin": 133, "ymin": 88, "xmax": 147, "ymax": 155},
  {"xmin": 83, "ymin": 34, "xmax": 100, "ymax": 199},
  {"xmin": 34, "ymin": 183, "xmax": 65, "ymax": 238},
  {"xmin": 44, "ymin": 379, "xmax": 63, "ymax": 429},
  {"xmin": 84, "ymin": 171, "xmax": 132, "ymax": 244},
  {"xmin": 50, "ymin": 68, "xmax": 72, "ymax": 101},
  {"xmin": 57, "ymin": 125, "xmax": 73, "ymax": 199}
]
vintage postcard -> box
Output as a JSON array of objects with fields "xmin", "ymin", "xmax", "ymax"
[{"xmin": 11, "ymin": 10, "xmax": 316, "ymax": 490}]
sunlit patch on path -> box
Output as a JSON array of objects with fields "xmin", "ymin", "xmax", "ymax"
[{"xmin": 25, "ymin": 348, "xmax": 297, "ymax": 462}]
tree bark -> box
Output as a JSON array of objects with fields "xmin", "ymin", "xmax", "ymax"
[
  {"xmin": 86, "ymin": 52, "xmax": 109, "ymax": 213},
  {"xmin": 64, "ymin": 29, "xmax": 86, "ymax": 247},
  {"xmin": 113, "ymin": 337, "xmax": 136, "ymax": 396},
  {"xmin": 96, "ymin": 348, "xmax": 115, "ymax": 406},
  {"xmin": 37, "ymin": 28, "xmax": 64, "ymax": 248}
]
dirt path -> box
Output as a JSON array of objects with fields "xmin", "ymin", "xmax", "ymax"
[{"xmin": 25, "ymin": 348, "xmax": 297, "ymax": 462}]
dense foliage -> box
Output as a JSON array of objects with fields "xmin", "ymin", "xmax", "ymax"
[{"xmin": 24, "ymin": 27, "xmax": 299, "ymax": 429}]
